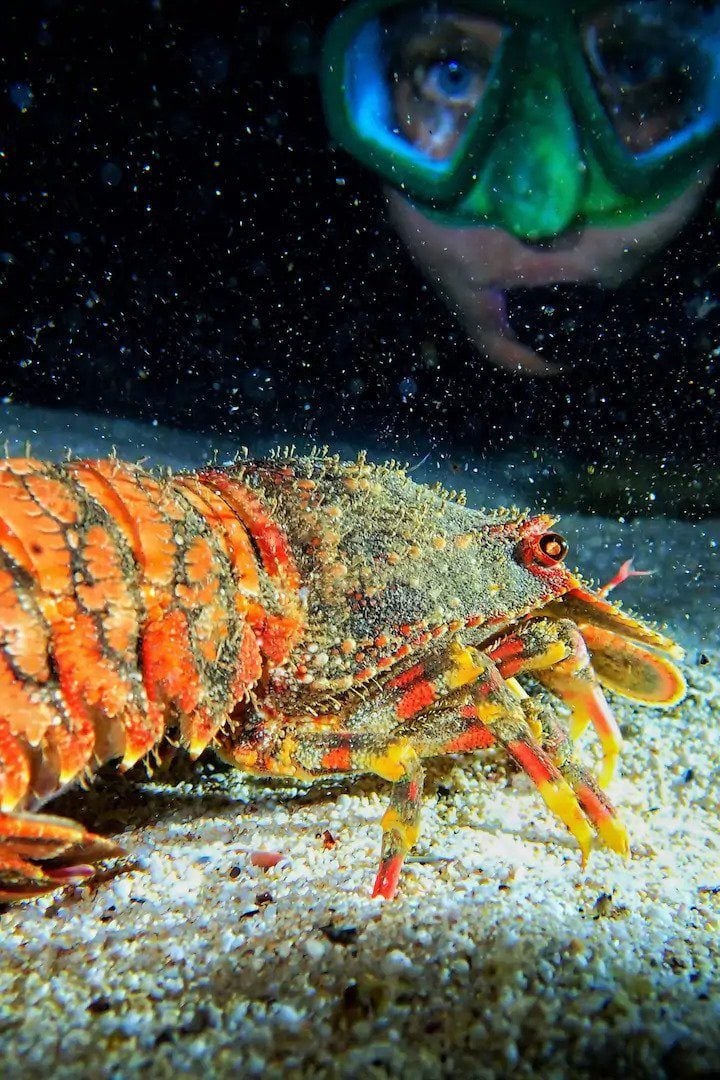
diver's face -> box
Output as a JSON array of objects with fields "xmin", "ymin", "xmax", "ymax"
[{"xmin": 383, "ymin": 5, "xmax": 716, "ymax": 374}]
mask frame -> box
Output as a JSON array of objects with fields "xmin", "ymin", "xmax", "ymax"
[{"xmin": 320, "ymin": 0, "xmax": 720, "ymax": 235}]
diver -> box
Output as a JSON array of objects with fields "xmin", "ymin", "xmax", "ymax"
[{"xmin": 318, "ymin": 0, "xmax": 720, "ymax": 375}]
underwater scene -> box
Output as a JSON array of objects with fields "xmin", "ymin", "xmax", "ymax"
[{"xmin": 0, "ymin": 2, "xmax": 718, "ymax": 1077}]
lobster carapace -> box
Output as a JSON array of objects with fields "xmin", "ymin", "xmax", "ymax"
[{"xmin": 0, "ymin": 453, "xmax": 685, "ymax": 901}]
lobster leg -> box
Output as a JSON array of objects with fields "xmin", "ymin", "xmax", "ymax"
[
  {"xmin": 0, "ymin": 811, "xmax": 124, "ymax": 901},
  {"xmin": 219, "ymin": 723, "xmax": 428, "ymax": 901},
  {"xmin": 487, "ymin": 617, "xmax": 623, "ymax": 785},
  {"xmin": 376, "ymin": 643, "xmax": 600, "ymax": 860},
  {"xmin": 222, "ymin": 638, "xmax": 627, "ymax": 899},
  {"xmin": 513, "ymin": 694, "xmax": 629, "ymax": 857},
  {"xmin": 432, "ymin": 650, "xmax": 628, "ymax": 865},
  {"xmin": 368, "ymin": 744, "xmax": 424, "ymax": 901}
]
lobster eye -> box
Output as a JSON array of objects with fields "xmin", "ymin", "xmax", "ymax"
[{"xmin": 538, "ymin": 532, "xmax": 569, "ymax": 564}]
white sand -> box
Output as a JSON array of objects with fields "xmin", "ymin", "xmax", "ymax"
[
  {"xmin": 0, "ymin": 406, "xmax": 718, "ymax": 1078},
  {"xmin": 1, "ymin": 655, "xmax": 719, "ymax": 1079}
]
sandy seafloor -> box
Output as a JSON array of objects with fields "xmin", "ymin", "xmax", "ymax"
[{"xmin": 0, "ymin": 405, "xmax": 718, "ymax": 1079}]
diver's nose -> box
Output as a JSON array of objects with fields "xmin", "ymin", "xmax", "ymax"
[{"xmin": 484, "ymin": 64, "xmax": 585, "ymax": 242}]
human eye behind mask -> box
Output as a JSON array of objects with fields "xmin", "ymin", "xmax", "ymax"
[
  {"xmin": 582, "ymin": 1, "xmax": 720, "ymax": 156},
  {"xmin": 386, "ymin": 10, "xmax": 504, "ymax": 162}
]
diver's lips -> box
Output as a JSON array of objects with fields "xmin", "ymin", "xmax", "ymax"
[{"xmin": 386, "ymin": 188, "xmax": 620, "ymax": 290}]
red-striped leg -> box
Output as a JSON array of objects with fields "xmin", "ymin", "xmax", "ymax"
[
  {"xmin": 370, "ymin": 747, "xmax": 424, "ymax": 899},
  {"xmin": 221, "ymin": 724, "xmax": 428, "ymax": 901},
  {"xmin": 289, "ymin": 728, "xmax": 426, "ymax": 900},
  {"xmin": 517, "ymin": 695, "xmax": 629, "ymax": 856},
  {"xmin": 450, "ymin": 656, "xmax": 622, "ymax": 865},
  {"xmin": 387, "ymin": 643, "xmax": 628, "ymax": 863},
  {"xmin": 487, "ymin": 618, "xmax": 623, "ymax": 785}
]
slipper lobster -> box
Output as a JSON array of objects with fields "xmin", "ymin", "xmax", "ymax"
[{"xmin": 0, "ymin": 452, "xmax": 686, "ymax": 901}]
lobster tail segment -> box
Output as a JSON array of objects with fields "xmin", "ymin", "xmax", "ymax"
[
  {"xmin": 0, "ymin": 457, "xmax": 103, "ymax": 809},
  {"xmin": 0, "ymin": 457, "xmax": 305, "ymax": 814}
]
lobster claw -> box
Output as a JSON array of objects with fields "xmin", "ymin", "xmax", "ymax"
[
  {"xmin": 555, "ymin": 587, "xmax": 686, "ymax": 706},
  {"xmin": 0, "ymin": 811, "xmax": 125, "ymax": 901}
]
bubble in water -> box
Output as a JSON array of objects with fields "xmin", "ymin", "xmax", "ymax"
[
  {"xmin": 100, "ymin": 162, "xmax": 122, "ymax": 186},
  {"xmin": 9, "ymin": 83, "xmax": 33, "ymax": 111},
  {"xmin": 191, "ymin": 38, "xmax": 229, "ymax": 86}
]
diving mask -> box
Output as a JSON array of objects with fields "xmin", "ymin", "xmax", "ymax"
[{"xmin": 321, "ymin": 0, "xmax": 720, "ymax": 240}]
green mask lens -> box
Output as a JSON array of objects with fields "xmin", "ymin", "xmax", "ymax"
[{"xmin": 321, "ymin": 0, "xmax": 720, "ymax": 239}]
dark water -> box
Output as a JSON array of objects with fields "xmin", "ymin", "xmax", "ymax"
[{"xmin": 0, "ymin": 2, "xmax": 718, "ymax": 470}]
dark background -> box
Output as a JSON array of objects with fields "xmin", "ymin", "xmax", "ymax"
[{"xmin": 0, "ymin": 0, "xmax": 718, "ymax": 468}]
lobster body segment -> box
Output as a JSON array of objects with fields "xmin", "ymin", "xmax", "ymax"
[
  {"xmin": 0, "ymin": 458, "xmax": 304, "ymax": 815},
  {"xmin": 0, "ymin": 454, "xmax": 685, "ymax": 901}
]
